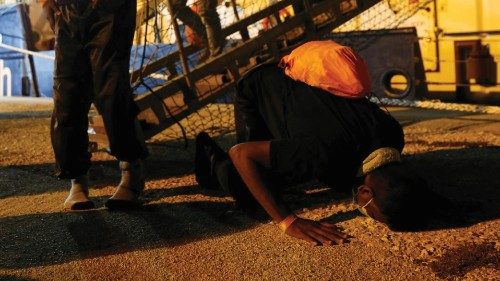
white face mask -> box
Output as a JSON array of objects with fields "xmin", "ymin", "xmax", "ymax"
[
  {"xmin": 358, "ymin": 197, "xmax": 373, "ymax": 217},
  {"xmin": 352, "ymin": 189, "xmax": 374, "ymax": 218}
]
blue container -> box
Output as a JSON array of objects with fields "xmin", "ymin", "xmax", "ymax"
[
  {"xmin": 32, "ymin": 50, "xmax": 54, "ymax": 97},
  {"xmin": 0, "ymin": 4, "xmax": 29, "ymax": 97}
]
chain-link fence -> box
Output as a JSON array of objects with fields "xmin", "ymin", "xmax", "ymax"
[{"xmin": 333, "ymin": 0, "xmax": 433, "ymax": 51}]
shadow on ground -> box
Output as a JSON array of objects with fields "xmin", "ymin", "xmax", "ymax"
[
  {"xmin": 0, "ymin": 275, "xmax": 34, "ymax": 281},
  {"xmin": 0, "ymin": 158, "xmax": 194, "ymax": 199},
  {"xmin": 1, "ymin": 147, "xmax": 499, "ymax": 269},
  {"xmin": 403, "ymin": 146, "xmax": 500, "ymax": 230},
  {"xmin": 0, "ymin": 136, "xmax": 235, "ymax": 199},
  {"xmin": 0, "ymin": 198, "xmax": 252, "ymax": 269},
  {"xmin": 0, "ymin": 182, "xmax": 351, "ymax": 269},
  {"xmin": 389, "ymin": 108, "xmax": 499, "ymax": 127}
]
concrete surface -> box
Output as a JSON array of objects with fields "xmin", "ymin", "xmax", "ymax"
[{"xmin": 0, "ymin": 101, "xmax": 499, "ymax": 281}]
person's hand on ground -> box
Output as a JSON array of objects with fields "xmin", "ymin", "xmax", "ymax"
[{"xmin": 285, "ymin": 218, "xmax": 349, "ymax": 246}]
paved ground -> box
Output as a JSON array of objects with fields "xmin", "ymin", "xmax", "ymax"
[{"xmin": 0, "ymin": 98, "xmax": 499, "ymax": 281}]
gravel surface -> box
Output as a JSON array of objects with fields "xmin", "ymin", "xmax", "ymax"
[{"xmin": 0, "ymin": 100, "xmax": 499, "ymax": 281}]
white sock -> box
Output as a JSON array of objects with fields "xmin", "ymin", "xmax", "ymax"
[
  {"xmin": 108, "ymin": 160, "xmax": 145, "ymax": 202},
  {"xmin": 64, "ymin": 175, "xmax": 93, "ymax": 210}
]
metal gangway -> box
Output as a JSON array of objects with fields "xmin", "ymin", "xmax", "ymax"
[{"xmin": 89, "ymin": 0, "xmax": 382, "ymax": 145}]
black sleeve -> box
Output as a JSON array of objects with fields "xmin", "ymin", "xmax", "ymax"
[
  {"xmin": 270, "ymin": 136, "xmax": 361, "ymax": 189},
  {"xmin": 269, "ymin": 137, "xmax": 331, "ymax": 184}
]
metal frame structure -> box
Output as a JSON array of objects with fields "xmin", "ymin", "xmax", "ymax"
[{"xmin": 89, "ymin": 0, "xmax": 382, "ymax": 145}]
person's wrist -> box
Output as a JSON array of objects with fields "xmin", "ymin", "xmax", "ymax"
[{"xmin": 278, "ymin": 214, "xmax": 298, "ymax": 232}]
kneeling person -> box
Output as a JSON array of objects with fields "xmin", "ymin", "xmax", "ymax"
[{"xmin": 196, "ymin": 62, "xmax": 429, "ymax": 245}]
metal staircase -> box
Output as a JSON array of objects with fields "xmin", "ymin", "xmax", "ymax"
[{"xmin": 89, "ymin": 0, "xmax": 382, "ymax": 145}]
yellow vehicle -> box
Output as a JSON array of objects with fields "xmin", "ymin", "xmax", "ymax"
[{"xmin": 338, "ymin": 0, "xmax": 499, "ymax": 104}]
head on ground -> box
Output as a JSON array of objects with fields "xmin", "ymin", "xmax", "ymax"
[{"xmin": 353, "ymin": 163, "xmax": 454, "ymax": 231}]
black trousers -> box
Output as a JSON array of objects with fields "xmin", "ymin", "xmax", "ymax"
[{"xmin": 50, "ymin": 0, "xmax": 147, "ymax": 179}]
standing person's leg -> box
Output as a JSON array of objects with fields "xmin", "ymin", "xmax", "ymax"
[
  {"xmin": 197, "ymin": 0, "xmax": 225, "ymax": 57},
  {"xmin": 50, "ymin": 3, "xmax": 94, "ymax": 210},
  {"xmin": 169, "ymin": 0, "xmax": 207, "ymax": 42},
  {"xmin": 86, "ymin": 0, "xmax": 148, "ymax": 208}
]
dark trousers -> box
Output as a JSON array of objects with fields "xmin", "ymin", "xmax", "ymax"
[
  {"xmin": 50, "ymin": 0, "xmax": 147, "ymax": 179},
  {"xmin": 169, "ymin": 0, "xmax": 224, "ymax": 55},
  {"xmin": 170, "ymin": 0, "xmax": 206, "ymax": 41}
]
